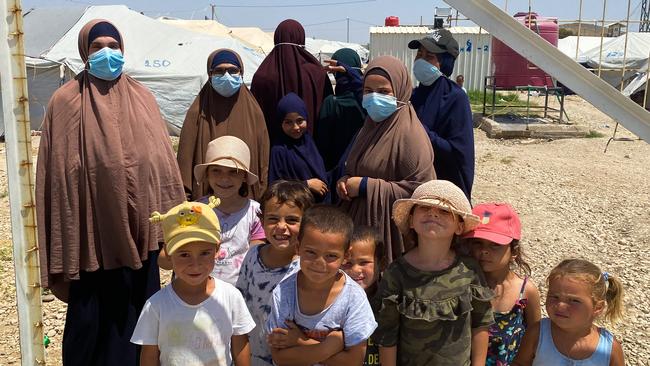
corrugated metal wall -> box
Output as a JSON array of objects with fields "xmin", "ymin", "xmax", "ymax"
[
  {"xmin": 452, "ymin": 30, "xmax": 493, "ymax": 91},
  {"xmin": 369, "ymin": 26, "xmax": 492, "ymax": 91}
]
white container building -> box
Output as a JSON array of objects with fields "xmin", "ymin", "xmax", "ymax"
[{"xmin": 369, "ymin": 26, "xmax": 493, "ymax": 91}]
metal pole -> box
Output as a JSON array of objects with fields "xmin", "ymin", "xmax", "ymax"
[
  {"xmin": 0, "ymin": 0, "xmax": 45, "ymax": 364},
  {"xmin": 444, "ymin": 0, "xmax": 650, "ymax": 142},
  {"xmin": 597, "ymin": 0, "xmax": 607, "ymax": 78},
  {"xmin": 619, "ymin": 0, "xmax": 632, "ymax": 92},
  {"xmin": 576, "ymin": 0, "xmax": 583, "ymax": 61},
  {"xmin": 346, "ymin": 17, "xmax": 349, "ymax": 43},
  {"xmin": 643, "ymin": 53, "xmax": 650, "ymax": 109},
  {"xmin": 210, "ymin": 3, "xmax": 215, "ymax": 21},
  {"xmin": 641, "ymin": 0, "xmax": 650, "ymax": 32}
]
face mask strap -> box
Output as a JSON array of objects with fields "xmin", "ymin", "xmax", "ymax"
[{"xmin": 274, "ymin": 42, "xmax": 305, "ymax": 48}]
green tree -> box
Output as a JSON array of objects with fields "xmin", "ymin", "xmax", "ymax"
[{"xmin": 559, "ymin": 28, "xmax": 574, "ymax": 39}]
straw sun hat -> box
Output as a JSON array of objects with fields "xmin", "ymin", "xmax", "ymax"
[
  {"xmin": 193, "ymin": 136, "xmax": 258, "ymax": 186},
  {"xmin": 392, "ymin": 180, "xmax": 480, "ymax": 235}
]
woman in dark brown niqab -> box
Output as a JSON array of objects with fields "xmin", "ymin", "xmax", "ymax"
[
  {"xmin": 337, "ymin": 56, "xmax": 436, "ymax": 264},
  {"xmin": 35, "ymin": 19, "xmax": 184, "ymax": 366},
  {"xmin": 177, "ymin": 49, "xmax": 269, "ymax": 200},
  {"xmin": 250, "ymin": 19, "xmax": 333, "ymax": 143}
]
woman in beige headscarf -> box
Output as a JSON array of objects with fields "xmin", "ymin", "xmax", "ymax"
[
  {"xmin": 337, "ymin": 55, "xmax": 435, "ymax": 264},
  {"xmin": 35, "ymin": 19, "xmax": 184, "ymax": 366},
  {"xmin": 177, "ymin": 49, "xmax": 269, "ymax": 200}
]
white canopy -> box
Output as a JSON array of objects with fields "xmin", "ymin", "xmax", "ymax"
[
  {"xmin": 582, "ymin": 32, "xmax": 650, "ymax": 96},
  {"xmin": 304, "ymin": 38, "xmax": 369, "ymax": 64},
  {"xmin": 158, "ymin": 18, "xmax": 369, "ymax": 64},
  {"xmin": 157, "ymin": 18, "xmax": 275, "ymax": 55},
  {"xmin": 557, "ymin": 36, "xmax": 613, "ymax": 63}
]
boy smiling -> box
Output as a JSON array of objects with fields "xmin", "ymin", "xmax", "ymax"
[
  {"xmin": 266, "ymin": 205, "xmax": 377, "ymax": 365},
  {"xmin": 131, "ymin": 198, "xmax": 255, "ymax": 365}
]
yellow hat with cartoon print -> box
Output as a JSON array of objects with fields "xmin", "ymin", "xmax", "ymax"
[{"xmin": 150, "ymin": 197, "xmax": 222, "ymax": 255}]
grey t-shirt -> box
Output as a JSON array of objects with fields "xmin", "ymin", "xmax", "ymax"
[
  {"xmin": 236, "ymin": 244, "xmax": 300, "ymax": 366},
  {"xmin": 266, "ymin": 271, "xmax": 377, "ymax": 356}
]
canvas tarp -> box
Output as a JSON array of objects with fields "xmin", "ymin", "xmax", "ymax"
[
  {"xmin": 230, "ymin": 27, "xmax": 275, "ymax": 54},
  {"xmin": 1, "ymin": 5, "xmax": 265, "ymax": 136},
  {"xmin": 158, "ymin": 18, "xmax": 369, "ymax": 64},
  {"xmin": 581, "ymin": 32, "xmax": 650, "ymax": 98},
  {"xmin": 157, "ymin": 18, "xmax": 275, "ymax": 55},
  {"xmin": 557, "ymin": 36, "xmax": 614, "ymax": 63},
  {"xmin": 304, "ymin": 38, "xmax": 369, "ymax": 63}
]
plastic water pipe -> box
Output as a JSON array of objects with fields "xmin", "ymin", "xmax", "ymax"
[{"xmin": 0, "ymin": 0, "xmax": 46, "ymax": 364}]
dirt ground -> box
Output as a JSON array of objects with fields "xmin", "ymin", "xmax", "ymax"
[{"xmin": 0, "ymin": 95, "xmax": 649, "ymax": 365}]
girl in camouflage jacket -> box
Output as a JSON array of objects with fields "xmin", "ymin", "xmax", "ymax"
[{"xmin": 371, "ymin": 180, "xmax": 494, "ymax": 366}]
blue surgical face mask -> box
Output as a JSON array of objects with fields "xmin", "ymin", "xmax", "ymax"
[
  {"xmin": 362, "ymin": 92, "xmax": 400, "ymax": 122},
  {"xmin": 211, "ymin": 73, "xmax": 243, "ymax": 97},
  {"xmin": 88, "ymin": 47, "xmax": 124, "ymax": 81},
  {"xmin": 413, "ymin": 58, "xmax": 443, "ymax": 86}
]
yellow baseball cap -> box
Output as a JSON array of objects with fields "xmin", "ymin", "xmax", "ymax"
[{"xmin": 150, "ymin": 197, "xmax": 222, "ymax": 255}]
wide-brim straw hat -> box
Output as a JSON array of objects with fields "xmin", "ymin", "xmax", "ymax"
[
  {"xmin": 392, "ymin": 180, "xmax": 480, "ymax": 235},
  {"xmin": 194, "ymin": 136, "xmax": 258, "ymax": 186}
]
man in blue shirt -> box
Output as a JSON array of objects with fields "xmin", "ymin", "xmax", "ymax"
[{"xmin": 409, "ymin": 29, "xmax": 475, "ymax": 201}]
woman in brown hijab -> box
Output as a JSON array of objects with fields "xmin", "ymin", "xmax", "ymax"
[
  {"xmin": 177, "ymin": 49, "xmax": 269, "ymax": 200},
  {"xmin": 250, "ymin": 19, "xmax": 333, "ymax": 143},
  {"xmin": 337, "ymin": 56, "xmax": 435, "ymax": 264},
  {"xmin": 35, "ymin": 19, "xmax": 184, "ymax": 366}
]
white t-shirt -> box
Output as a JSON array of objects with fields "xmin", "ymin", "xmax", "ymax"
[
  {"xmin": 198, "ymin": 197, "xmax": 265, "ymax": 285},
  {"xmin": 131, "ymin": 279, "xmax": 256, "ymax": 366}
]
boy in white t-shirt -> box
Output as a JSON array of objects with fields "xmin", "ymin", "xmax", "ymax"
[{"xmin": 131, "ymin": 197, "xmax": 255, "ymax": 366}]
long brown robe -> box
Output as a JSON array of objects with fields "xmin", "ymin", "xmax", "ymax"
[
  {"xmin": 250, "ymin": 19, "xmax": 333, "ymax": 143},
  {"xmin": 177, "ymin": 49, "xmax": 269, "ymax": 200},
  {"xmin": 35, "ymin": 19, "xmax": 185, "ymax": 301},
  {"xmin": 339, "ymin": 56, "xmax": 436, "ymax": 263}
]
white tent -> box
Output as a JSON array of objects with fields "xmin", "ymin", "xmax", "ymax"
[
  {"xmin": 157, "ymin": 18, "xmax": 275, "ymax": 55},
  {"xmin": 557, "ymin": 36, "xmax": 613, "ymax": 63},
  {"xmin": 230, "ymin": 27, "xmax": 275, "ymax": 55},
  {"xmin": 582, "ymin": 32, "xmax": 650, "ymax": 99},
  {"xmin": 1, "ymin": 5, "xmax": 265, "ymax": 135},
  {"xmin": 304, "ymin": 38, "xmax": 369, "ymax": 64},
  {"xmin": 158, "ymin": 18, "xmax": 369, "ymax": 63}
]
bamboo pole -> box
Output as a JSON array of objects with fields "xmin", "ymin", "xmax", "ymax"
[{"xmin": 0, "ymin": 0, "xmax": 45, "ymax": 364}]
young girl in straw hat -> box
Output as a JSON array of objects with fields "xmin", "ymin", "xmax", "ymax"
[
  {"xmin": 160, "ymin": 136, "xmax": 266, "ymax": 285},
  {"xmin": 371, "ymin": 180, "xmax": 494, "ymax": 366}
]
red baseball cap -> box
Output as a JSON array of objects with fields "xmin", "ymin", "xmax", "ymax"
[{"xmin": 462, "ymin": 203, "xmax": 521, "ymax": 245}]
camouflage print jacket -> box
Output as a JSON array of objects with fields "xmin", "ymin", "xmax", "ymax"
[{"xmin": 371, "ymin": 255, "xmax": 494, "ymax": 366}]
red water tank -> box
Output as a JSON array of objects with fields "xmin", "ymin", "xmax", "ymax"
[
  {"xmin": 385, "ymin": 16, "xmax": 399, "ymax": 27},
  {"xmin": 491, "ymin": 12, "xmax": 558, "ymax": 88}
]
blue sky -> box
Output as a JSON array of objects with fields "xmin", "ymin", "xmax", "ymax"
[{"xmin": 21, "ymin": 0, "xmax": 641, "ymax": 44}]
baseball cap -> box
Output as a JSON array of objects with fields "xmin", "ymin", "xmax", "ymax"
[
  {"xmin": 462, "ymin": 203, "xmax": 521, "ymax": 245},
  {"xmin": 408, "ymin": 28, "xmax": 460, "ymax": 59},
  {"xmin": 150, "ymin": 196, "xmax": 222, "ymax": 255}
]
